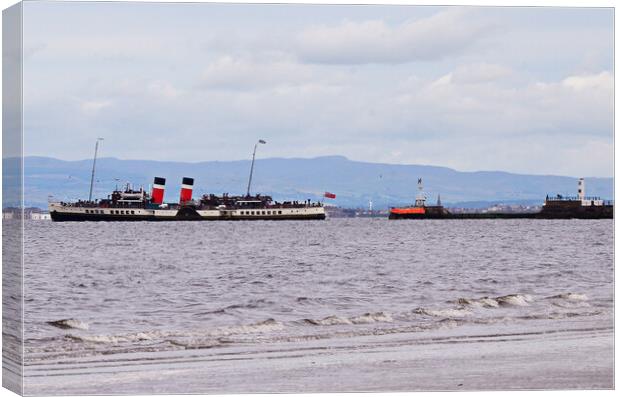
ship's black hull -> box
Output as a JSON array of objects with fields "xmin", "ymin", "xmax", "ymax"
[
  {"xmin": 389, "ymin": 207, "xmax": 613, "ymax": 220},
  {"xmin": 50, "ymin": 211, "xmax": 326, "ymax": 222},
  {"xmin": 389, "ymin": 213, "xmax": 536, "ymax": 220}
]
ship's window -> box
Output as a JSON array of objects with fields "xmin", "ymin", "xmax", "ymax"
[
  {"xmin": 131, "ymin": 210, "xmax": 135, "ymax": 214},
  {"xmin": 278, "ymin": 210, "xmax": 282, "ymax": 214},
  {"xmin": 267, "ymin": 211, "xmax": 271, "ymax": 215},
  {"xmin": 120, "ymin": 211, "xmax": 124, "ymax": 215},
  {"xmin": 262, "ymin": 211, "xmax": 266, "ymax": 215},
  {"xmin": 251, "ymin": 211, "xmax": 255, "ymax": 215},
  {"xmin": 86, "ymin": 210, "xmax": 90, "ymax": 214}
]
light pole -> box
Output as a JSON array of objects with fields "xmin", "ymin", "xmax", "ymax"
[
  {"xmin": 246, "ymin": 139, "xmax": 266, "ymax": 197},
  {"xmin": 88, "ymin": 138, "xmax": 104, "ymax": 202}
]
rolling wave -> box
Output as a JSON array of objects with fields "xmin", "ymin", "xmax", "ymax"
[
  {"xmin": 47, "ymin": 319, "xmax": 89, "ymax": 330},
  {"xmin": 304, "ymin": 312, "xmax": 393, "ymax": 326}
]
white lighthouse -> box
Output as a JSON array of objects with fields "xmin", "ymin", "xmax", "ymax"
[
  {"xmin": 577, "ymin": 178, "xmax": 585, "ymax": 201},
  {"xmin": 577, "ymin": 177, "xmax": 604, "ymax": 206}
]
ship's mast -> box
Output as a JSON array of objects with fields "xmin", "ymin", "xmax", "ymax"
[
  {"xmin": 246, "ymin": 139, "xmax": 266, "ymax": 197},
  {"xmin": 414, "ymin": 177, "xmax": 426, "ymax": 207},
  {"xmin": 88, "ymin": 138, "xmax": 104, "ymax": 202}
]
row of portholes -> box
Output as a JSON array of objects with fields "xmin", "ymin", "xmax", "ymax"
[
  {"xmin": 239, "ymin": 210, "xmax": 283, "ymax": 215},
  {"xmin": 85, "ymin": 209, "xmax": 136, "ymax": 215}
]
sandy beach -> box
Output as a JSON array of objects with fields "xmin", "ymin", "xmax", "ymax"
[{"xmin": 24, "ymin": 319, "xmax": 613, "ymax": 394}]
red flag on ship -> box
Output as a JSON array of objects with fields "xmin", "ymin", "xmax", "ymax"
[{"xmin": 324, "ymin": 192, "xmax": 336, "ymax": 199}]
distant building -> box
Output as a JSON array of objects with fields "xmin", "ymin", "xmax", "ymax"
[
  {"xmin": 325, "ymin": 206, "xmax": 388, "ymax": 218},
  {"xmin": 30, "ymin": 212, "xmax": 51, "ymax": 220},
  {"xmin": 2, "ymin": 207, "xmax": 51, "ymax": 220}
]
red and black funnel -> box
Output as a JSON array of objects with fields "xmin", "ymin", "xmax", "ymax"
[
  {"xmin": 151, "ymin": 177, "xmax": 166, "ymax": 204},
  {"xmin": 180, "ymin": 177, "xmax": 194, "ymax": 203}
]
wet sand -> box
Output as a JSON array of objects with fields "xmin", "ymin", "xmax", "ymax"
[{"xmin": 24, "ymin": 321, "xmax": 613, "ymax": 394}]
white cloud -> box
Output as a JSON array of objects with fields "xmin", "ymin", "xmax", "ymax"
[
  {"xmin": 80, "ymin": 100, "xmax": 112, "ymax": 114},
  {"xmin": 296, "ymin": 9, "xmax": 494, "ymax": 64},
  {"xmin": 561, "ymin": 71, "xmax": 613, "ymax": 91},
  {"xmin": 147, "ymin": 80, "xmax": 183, "ymax": 100},
  {"xmin": 450, "ymin": 63, "xmax": 513, "ymax": 84},
  {"xmin": 200, "ymin": 56, "xmax": 299, "ymax": 90},
  {"xmin": 199, "ymin": 56, "xmax": 348, "ymax": 91}
]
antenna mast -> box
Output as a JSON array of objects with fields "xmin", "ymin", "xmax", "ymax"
[
  {"xmin": 414, "ymin": 177, "xmax": 426, "ymax": 207},
  {"xmin": 246, "ymin": 139, "xmax": 266, "ymax": 196},
  {"xmin": 88, "ymin": 138, "xmax": 104, "ymax": 202}
]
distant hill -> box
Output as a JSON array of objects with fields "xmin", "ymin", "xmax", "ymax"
[{"xmin": 2, "ymin": 156, "xmax": 614, "ymax": 209}]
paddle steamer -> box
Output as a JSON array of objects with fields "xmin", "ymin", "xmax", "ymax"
[{"xmin": 49, "ymin": 140, "xmax": 326, "ymax": 222}]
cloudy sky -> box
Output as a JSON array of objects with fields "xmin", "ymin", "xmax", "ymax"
[{"xmin": 22, "ymin": 2, "xmax": 613, "ymax": 176}]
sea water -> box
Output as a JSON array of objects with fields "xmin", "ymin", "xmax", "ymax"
[{"xmin": 16, "ymin": 219, "xmax": 614, "ymax": 393}]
